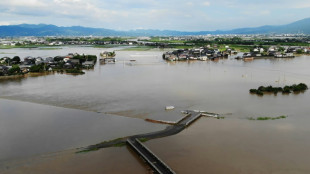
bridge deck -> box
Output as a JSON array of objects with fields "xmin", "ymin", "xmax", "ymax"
[
  {"xmin": 127, "ymin": 138, "xmax": 176, "ymax": 174},
  {"xmin": 126, "ymin": 111, "xmax": 203, "ymax": 174},
  {"xmin": 178, "ymin": 112, "xmax": 202, "ymax": 126}
]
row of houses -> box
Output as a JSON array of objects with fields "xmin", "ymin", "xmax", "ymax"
[
  {"xmin": 163, "ymin": 47, "xmax": 234, "ymax": 61},
  {"xmin": 268, "ymin": 46, "xmax": 310, "ymax": 54},
  {"xmin": 240, "ymin": 46, "xmax": 310, "ymax": 59}
]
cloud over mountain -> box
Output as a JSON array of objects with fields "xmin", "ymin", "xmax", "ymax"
[
  {"xmin": 0, "ymin": 18, "xmax": 310, "ymax": 36},
  {"xmin": 0, "ymin": 0, "xmax": 310, "ymax": 31}
]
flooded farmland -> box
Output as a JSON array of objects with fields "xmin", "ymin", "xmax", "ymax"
[{"xmin": 1, "ymin": 46, "xmax": 310, "ymax": 173}]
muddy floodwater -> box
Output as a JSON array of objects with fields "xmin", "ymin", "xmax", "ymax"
[{"xmin": 1, "ymin": 46, "xmax": 310, "ymax": 173}]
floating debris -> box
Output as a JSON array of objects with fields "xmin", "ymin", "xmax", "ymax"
[
  {"xmin": 165, "ymin": 106, "xmax": 175, "ymax": 110},
  {"xmin": 199, "ymin": 111, "xmax": 219, "ymax": 118},
  {"xmin": 181, "ymin": 110, "xmax": 219, "ymax": 118}
]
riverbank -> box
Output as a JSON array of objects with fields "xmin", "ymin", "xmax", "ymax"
[{"xmin": 0, "ymin": 74, "xmax": 25, "ymax": 80}]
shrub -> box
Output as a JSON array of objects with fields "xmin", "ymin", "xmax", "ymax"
[
  {"xmin": 256, "ymin": 90, "xmax": 264, "ymax": 96},
  {"xmin": 66, "ymin": 69, "xmax": 85, "ymax": 74},
  {"xmin": 296, "ymin": 49, "xmax": 303, "ymax": 54},
  {"xmin": 8, "ymin": 65, "xmax": 21, "ymax": 75},
  {"xmin": 296, "ymin": 83, "xmax": 308, "ymax": 91},
  {"xmin": 30, "ymin": 64, "xmax": 45, "ymax": 72},
  {"xmin": 249, "ymin": 89, "xmax": 257, "ymax": 93},
  {"xmin": 258, "ymin": 86, "xmax": 265, "ymax": 91}
]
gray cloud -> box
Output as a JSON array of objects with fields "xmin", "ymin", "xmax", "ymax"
[{"xmin": 0, "ymin": 0, "xmax": 309, "ymax": 31}]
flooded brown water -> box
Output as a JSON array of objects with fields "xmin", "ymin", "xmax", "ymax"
[
  {"xmin": 0, "ymin": 147, "xmax": 150, "ymax": 174},
  {"xmin": 1, "ymin": 46, "xmax": 310, "ymax": 173},
  {"xmin": 0, "ymin": 99, "xmax": 165, "ymax": 161}
]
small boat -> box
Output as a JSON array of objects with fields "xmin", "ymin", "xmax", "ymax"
[{"xmin": 165, "ymin": 106, "xmax": 175, "ymax": 110}]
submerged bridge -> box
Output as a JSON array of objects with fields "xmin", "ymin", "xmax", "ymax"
[
  {"xmin": 127, "ymin": 137, "xmax": 176, "ymax": 174},
  {"xmin": 83, "ymin": 110, "xmax": 218, "ymax": 174},
  {"xmin": 127, "ymin": 111, "xmax": 214, "ymax": 174}
]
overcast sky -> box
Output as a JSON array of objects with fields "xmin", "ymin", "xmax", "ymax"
[{"xmin": 0, "ymin": 0, "xmax": 309, "ymax": 31}]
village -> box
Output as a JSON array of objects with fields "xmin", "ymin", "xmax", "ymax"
[
  {"xmin": 1, "ymin": 43, "xmax": 310, "ymax": 77},
  {"xmin": 162, "ymin": 45, "xmax": 310, "ymax": 61},
  {"xmin": 1, "ymin": 35, "xmax": 310, "ymax": 77},
  {"xmin": 1, "ymin": 34, "xmax": 310, "ymax": 49},
  {"xmin": 0, "ymin": 53, "xmax": 97, "ymax": 77}
]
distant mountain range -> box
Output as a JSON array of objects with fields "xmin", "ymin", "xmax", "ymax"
[{"xmin": 0, "ymin": 18, "xmax": 310, "ymax": 37}]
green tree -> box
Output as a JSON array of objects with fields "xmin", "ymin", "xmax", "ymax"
[
  {"xmin": 8, "ymin": 65, "xmax": 21, "ymax": 75},
  {"xmin": 29, "ymin": 64, "xmax": 45, "ymax": 72},
  {"xmin": 278, "ymin": 47, "xmax": 285, "ymax": 52},
  {"xmin": 5, "ymin": 58, "xmax": 11, "ymax": 65},
  {"xmin": 12, "ymin": 56, "xmax": 21, "ymax": 64},
  {"xmin": 296, "ymin": 49, "xmax": 303, "ymax": 54}
]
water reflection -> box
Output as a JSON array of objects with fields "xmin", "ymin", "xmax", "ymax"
[{"xmin": 0, "ymin": 77, "xmax": 24, "ymax": 85}]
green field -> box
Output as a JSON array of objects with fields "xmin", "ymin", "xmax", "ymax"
[
  {"xmin": 39, "ymin": 48, "xmax": 62, "ymax": 50},
  {"xmin": 120, "ymin": 46, "xmax": 157, "ymax": 51}
]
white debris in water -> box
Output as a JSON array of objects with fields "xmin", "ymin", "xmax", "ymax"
[
  {"xmin": 165, "ymin": 106, "xmax": 175, "ymax": 110},
  {"xmin": 181, "ymin": 110, "xmax": 189, "ymax": 114}
]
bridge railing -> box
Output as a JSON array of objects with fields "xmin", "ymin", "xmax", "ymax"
[{"xmin": 126, "ymin": 138, "xmax": 176, "ymax": 174}]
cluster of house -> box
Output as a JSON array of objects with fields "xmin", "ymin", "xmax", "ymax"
[
  {"xmin": 0, "ymin": 53, "xmax": 96, "ymax": 76},
  {"xmin": 268, "ymin": 46, "xmax": 294, "ymax": 58},
  {"xmin": 163, "ymin": 47, "xmax": 237, "ymax": 61},
  {"xmin": 277, "ymin": 46, "xmax": 310, "ymax": 54},
  {"xmin": 241, "ymin": 46, "xmax": 310, "ymax": 59}
]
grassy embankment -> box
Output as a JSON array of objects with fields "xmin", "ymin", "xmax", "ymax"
[
  {"xmin": 0, "ymin": 45, "xmax": 52, "ymax": 49},
  {"xmin": 93, "ymin": 44, "xmax": 124, "ymax": 48},
  {"xmin": 77, "ymin": 137, "xmax": 128, "ymax": 153},
  {"xmin": 248, "ymin": 115, "xmax": 287, "ymax": 120},
  {"xmin": 120, "ymin": 46, "xmax": 157, "ymax": 51},
  {"xmin": 39, "ymin": 47, "xmax": 62, "ymax": 50}
]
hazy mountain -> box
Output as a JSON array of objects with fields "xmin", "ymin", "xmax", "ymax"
[
  {"xmin": 223, "ymin": 18, "xmax": 310, "ymax": 34},
  {"xmin": 0, "ymin": 18, "xmax": 309, "ymax": 37}
]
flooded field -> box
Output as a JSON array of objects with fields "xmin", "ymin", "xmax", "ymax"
[{"xmin": 1, "ymin": 46, "xmax": 310, "ymax": 173}]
